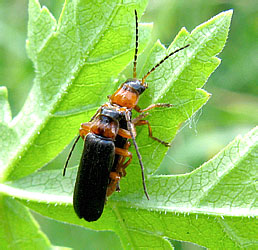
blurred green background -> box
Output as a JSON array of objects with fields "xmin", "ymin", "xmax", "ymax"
[{"xmin": 0, "ymin": 0, "xmax": 257, "ymax": 249}]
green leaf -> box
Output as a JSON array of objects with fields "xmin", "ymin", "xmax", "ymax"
[
  {"xmin": 3, "ymin": 127, "xmax": 256, "ymax": 249},
  {"xmin": 4, "ymin": 0, "xmax": 150, "ymax": 181},
  {"xmin": 1, "ymin": 1, "xmax": 244, "ymax": 248},
  {"xmin": 0, "ymin": 195, "xmax": 51, "ymax": 249}
]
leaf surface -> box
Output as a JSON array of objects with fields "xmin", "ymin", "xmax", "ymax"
[
  {"xmin": 0, "ymin": 195, "xmax": 51, "ymax": 249},
  {"xmin": 0, "ymin": 2, "xmax": 251, "ymax": 249},
  {"xmin": 3, "ymin": 127, "xmax": 256, "ymax": 249},
  {"xmin": 4, "ymin": 0, "xmax": 150, "ymax": 181}
]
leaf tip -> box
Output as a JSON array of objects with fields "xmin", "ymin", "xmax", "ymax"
[
  {"xmin": 214, "ymin": 9, "xmax": 234, "ymax": 22},
  {"xmin": 179, "ymin": 26, "xmax": 190, "ymax": 35},
  {"xmin": 0, "ymin": 86, "xmax": 8, "ymax": 96},
  {"xmin": 224, "ymin": 9, "xmax": 234, "ymax": 16},
  {"xmin": 41, "ymin": 5, "xmax": 57, "ymax": 23}
]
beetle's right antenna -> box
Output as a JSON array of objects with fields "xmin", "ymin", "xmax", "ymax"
[
  {"xmin": 125, "ymin": 112, "xmax": 150, "ymax": 200},
  {"xmin": 63, "ymin": 135, "xmax": 80, "ymax": 176},
  {"xmin": 133, "ymin": 10, "xmax": 139, "ymax": 78},
  {"xmin": 141, "ymin": 44, "xmax": 190, "ymax": 85}
]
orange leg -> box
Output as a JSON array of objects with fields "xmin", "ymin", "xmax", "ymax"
[
  {"xmin": 106, "ymin": 172, "xmax": 120, "ymax": 197},
  {"xmin": 118, "ymin": 128, "xmax": 132, "ymax": 139},
  {"xmin": 132, "ymin": 112, "xmax": 149, "ymax": 124},
  {"xmin": 118, "ymin": 122, "xmax": 137, "ymax": 139},
  {"xmin": 115, "ymin": 145, "xmax": 132, "ymax": 176},
  {"xmin": 107, "ymin": 142, "xmax": 132, "ymax": 197},
  {"xmin": 79, "ymin": 122, "xmax": 91, "ymax": 139},
  {"xmin": 134, "ymin": 120, "xmax": 171, "ymax": 147},
  {"xmin": 134, "ymin": 103, "xmax": 173, "ymax": 113}
]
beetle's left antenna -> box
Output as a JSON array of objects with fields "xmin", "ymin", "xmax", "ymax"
[
  {"xmin": 133, "ymin": 10, "xmax": 139, "ymax": 78},
  {"xmin": 63, "ymin": 135, "xmax": 80, "ymax": 176}
]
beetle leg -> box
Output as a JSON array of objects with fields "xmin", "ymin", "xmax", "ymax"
[
  {"xmin": 106, "ymin": 143, "xmax": 132, "ymax": 197},
  {"xmin": 79, "ymin": 122, "xmax": 91, "ymax": 140},
  {"xmin": 106, "ymin": 172, "xmax": 120, "ymax": 197},
  {"xmin": 115, "ymin": 146, "xmax": 133, "ymax": 175},
  {"xmin": 134, "ymin": 103, "xmax": 173, "ymax": 113},
  {"xmin": 134, "ymin": 119, "xmax": 171, "ymax": 147},
  {"xmin": 117, "ymin": 127, "xmax": 132, "ymax": 139},
  {"xmin": 118, "ymin": 123, "xmax": 137, "ymax": 139},
  {"xmin": 132, "ymin": 112, "xmax": 149, "ymax": 124}
]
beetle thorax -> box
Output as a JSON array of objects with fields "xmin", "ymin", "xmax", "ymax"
[{"xmin": 110, "ymin": 79, "xmax": 146, "ymax": 109}]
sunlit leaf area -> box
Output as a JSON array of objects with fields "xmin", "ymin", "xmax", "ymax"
[{"xmin": 0, "ymin": 0, "xmax": 256, "ymax": 249}]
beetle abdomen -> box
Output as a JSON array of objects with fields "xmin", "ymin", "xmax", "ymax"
[{"xmin": 73, "ymin": 133, "xmax": 115, "ymax": 222}]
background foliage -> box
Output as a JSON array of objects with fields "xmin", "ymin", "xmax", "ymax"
[{"xmin": 0, "ymin": 0, "xmax": 256, "ymax": 249}]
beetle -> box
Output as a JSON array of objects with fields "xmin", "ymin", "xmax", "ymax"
[
  {"xmin": 63, "ymin": 10, "xmax": 189, "ymax": 222},
  {"xmin": 70, "ymin": 106, "xmax": 132, "ymax": 221}
]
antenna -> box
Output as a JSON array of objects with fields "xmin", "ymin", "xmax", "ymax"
[
  {"xmin": 142, "ymin": 44, "xmax": 190, "ymax": 84},
  {"xmin": 63, "ymin": 135, "xmax": 80, "ymax": 176},
  {"xmin": 133, "ymin": 10, "xmax": 139, "ymax": 78},
  {"xmin": 125, "ymin": 111, "xmax": 150, "ymax": 200}
]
